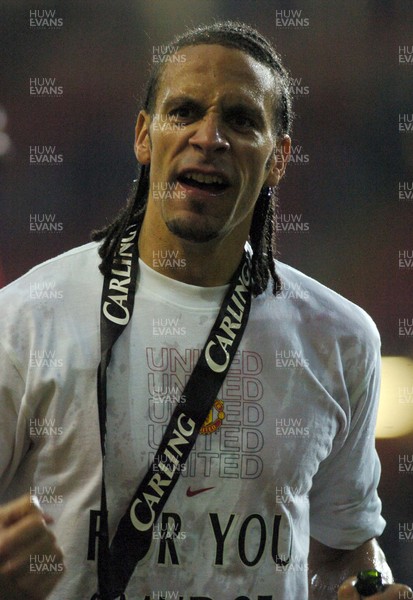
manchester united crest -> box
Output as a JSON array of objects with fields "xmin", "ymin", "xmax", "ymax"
[{"xmin": 200, "ymin": 399, "xmax": 225, "ymax": 435}]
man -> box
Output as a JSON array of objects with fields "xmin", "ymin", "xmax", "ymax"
[{"xmin": 0, "ymin": 21, "xmax": 410, "ymax": 600}]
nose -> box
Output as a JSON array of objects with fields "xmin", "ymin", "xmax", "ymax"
[{"xmin": 188, "ymin": 113, "xmax": 230, "ymax": 155}]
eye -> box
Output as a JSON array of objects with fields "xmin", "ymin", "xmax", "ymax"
[
  {"xmin": 228, "ymin": 111, "xmax": 256, "ymax": 131},
  {"xmin": 168, "ymin": 104, "xmax": 197, "ymax": 121}
]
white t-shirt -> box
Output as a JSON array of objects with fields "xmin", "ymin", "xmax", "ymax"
[{"xmin": 0, "ymin": 242, "xmax": 385, "ymax": 600}]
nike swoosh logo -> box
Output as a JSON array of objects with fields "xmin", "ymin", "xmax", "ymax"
[{"xmin": 186, "ymin": 486, "xmax": 215, "ymax": 497}]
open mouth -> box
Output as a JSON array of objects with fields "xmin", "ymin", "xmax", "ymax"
[{"xmin": 177, "ymin": 171, "xmax": 229, "ymax": 194}]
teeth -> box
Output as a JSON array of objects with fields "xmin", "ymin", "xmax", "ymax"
[{"xmin": 184, "ymin": 172, "xmax": 225, "ymax": 185}]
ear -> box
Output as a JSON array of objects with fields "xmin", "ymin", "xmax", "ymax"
[
  {"xmin": 134, "ymin": 110, "xmax": 152, "ymax": 165},
  {"xmin": 264, "ymin": 135, "xmax": 291, "ymax": 187}
]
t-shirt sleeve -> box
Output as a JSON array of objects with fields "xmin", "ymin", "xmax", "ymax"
[
  {"xmin": 309, "ymin": 326, "xmax": 386, "ymax": 550},
  {"xmin": 0, "ymin": 340, "xmax": 29, "ymax": 498}
]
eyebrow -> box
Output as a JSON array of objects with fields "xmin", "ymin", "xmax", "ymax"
[
  {"xmin": 161, "ymin": 95, "xmax": 203, "ymax": 111},
  {"xmin": 160, "ymin": 94, "xmax": 267, "ymax": 128}
]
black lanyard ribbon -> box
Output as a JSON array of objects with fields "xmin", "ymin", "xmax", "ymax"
[{"xmin": 93, "ymin": 223, "xmax": 252, "ymax": 599}]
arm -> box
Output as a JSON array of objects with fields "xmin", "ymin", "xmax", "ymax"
[{"xmin": 309, "ymin": 537, "xmax": 411, "ymax": 600}]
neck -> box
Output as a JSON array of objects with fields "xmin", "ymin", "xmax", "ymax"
[{"xmin": 138, "ymin": 217, "xmax": 246, "ymax": 287}]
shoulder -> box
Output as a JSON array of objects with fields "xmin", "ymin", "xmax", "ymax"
[
  {"xmin": 256, "ymin": 261, "xmax": 381, "ymax": 364},
  {"xmin": 0, "ymin": 242, "xmax": 102, "ymax": 299},
  {"xmin": 0, "ymin": 242, "xmax": 103, "ymax": 336},
  {"xmin": 278, "ymin": 261, "xmax": 378, "ymax": 336},
  {"xmin": 0, "ymin": 242, "xmax": 103, "ymax": 372}
]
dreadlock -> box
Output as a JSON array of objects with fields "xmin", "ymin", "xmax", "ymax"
[{"xmin": 92, "ymin": 20, "xmax": 294, "ymax": 295}]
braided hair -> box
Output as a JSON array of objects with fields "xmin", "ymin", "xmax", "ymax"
[{"xmin": 92, "ymin": 21, "xmax": 294, "ymax": 295}]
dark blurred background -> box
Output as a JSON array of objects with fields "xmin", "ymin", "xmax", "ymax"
[{"xmin": 0, "ymin": 0, "xmax": 412, "ymax": 587}]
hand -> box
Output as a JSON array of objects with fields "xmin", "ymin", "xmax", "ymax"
[
  {"xmin": 0, "ymin": 494, "xmax": 64, "ymax": 599},
  {"xmin": 338, "ymin": 576, "xmax": 412, "ymax": 599}
]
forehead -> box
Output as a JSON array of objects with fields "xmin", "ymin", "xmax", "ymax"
[{"xmin": 155, "ymin": 44, "xmax": 276, "ymax": 109}]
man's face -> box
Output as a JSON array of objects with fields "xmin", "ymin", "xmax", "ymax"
[{"xmin": 135, "ymin": 44, "xmax": 290, "ymax": 245}]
